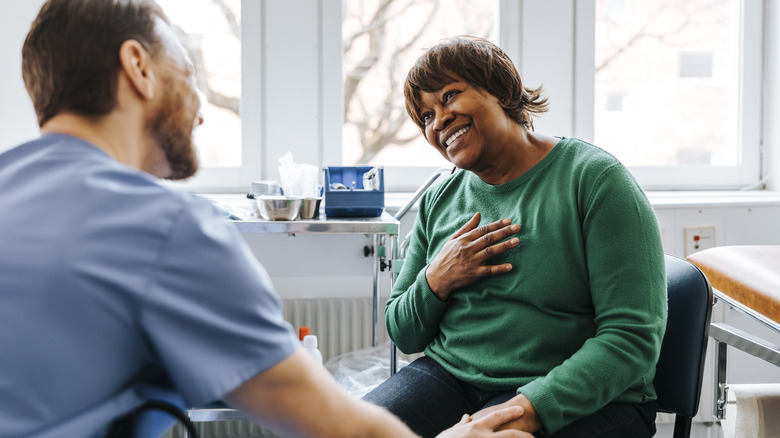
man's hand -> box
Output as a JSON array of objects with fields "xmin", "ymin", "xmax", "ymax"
[
  {"xmin": 436, "ymin": 407, "xmax": 534, "ymax": 438},
  {"xmin": 426, "ymin": 212, "xmax": 521, "ymax": 301},
  {"xmin": 472, "ymin": 394, "xmax": 542, "ymax": 434}
]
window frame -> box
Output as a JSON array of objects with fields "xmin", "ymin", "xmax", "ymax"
[
  {"xmin": 575, "ymin": 0, "xmax": 763, "ymax": 190},
  {"xmin": 168, "ymin": 0, "xmax": 261, "ymax": 193},
  {"xmin": 177, "ymin": 0, "xmax": 763, "ymax": 193}
]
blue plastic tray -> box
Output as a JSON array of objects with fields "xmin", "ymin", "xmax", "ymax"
[{"xmin": 323, "ymin": 166, "xmax": 384, "ymax": 217}]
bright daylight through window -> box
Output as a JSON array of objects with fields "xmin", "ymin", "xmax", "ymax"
[
  {"xmin": 150, "ymin": 0, "xmax": 757, "ymax": 192},
  {"xmin": 594, "ymin": 0, "xmax": 738, "ymax": 168},
  {"xmin": 156, "ymin": 0, "xmax": 241, "ymax": 169},
  {"xmin": 341, "ymin": 0, "xmax": 495, "ymax": 168}
]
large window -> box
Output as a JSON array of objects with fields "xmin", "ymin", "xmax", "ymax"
[
  {"xmin": 158, "ymin": 0, "xmax": 261, "ymax": 192},
  {"xmin": 584, "ymin": 0, "xmax": 762, "ymax": 189},
  {"xmin": 594, "ymin": 0, "xmax": 738, "ymax": 168},
  {"xmin": 157, "ymin": 0, "xmax": 242, "ymax": 165},
  {"xmin": 157, "ymin": 0, "xmax": 762, "ymax": 192}
]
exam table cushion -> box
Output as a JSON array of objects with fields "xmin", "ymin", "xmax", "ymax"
[{"xmin": 687, "ymin": 246, "xmax": 780, "ymax": 325}]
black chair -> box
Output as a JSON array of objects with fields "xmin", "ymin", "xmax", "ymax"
[
  {"xmin": 107, "ymin": 386, "xmax": 197, "ymax": 438},
  {"xmin": 653, "ymin": 254, "xmax": 714, "ymax": 438}
]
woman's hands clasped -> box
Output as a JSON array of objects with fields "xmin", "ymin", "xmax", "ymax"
[{"xmin": 426, "ymin": 212, "xmax": 520, "ymax": 301}]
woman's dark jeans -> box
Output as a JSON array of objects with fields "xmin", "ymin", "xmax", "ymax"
[{"xmin": 363, "ymin": 356, "xmax": 657, "ymax": 438}]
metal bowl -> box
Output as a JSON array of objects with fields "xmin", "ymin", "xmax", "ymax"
[
  {"xmin": 256, "ymin": 196, "xmax": 302, "ymax": 221},
  {"xmin": 299, "ymin": 197, "xmax": 322, "ymax": 219}
]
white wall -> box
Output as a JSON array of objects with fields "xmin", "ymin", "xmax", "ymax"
[
  {"xmin": 0, "ymin": 0, "xmax": 44, "ymax": 150},
  {"xmin": 247, "ymin": 193, "xmax": 780, "ymax": 302}
]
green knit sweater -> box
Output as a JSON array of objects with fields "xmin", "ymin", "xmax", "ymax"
[{"xmin": 386, "ymin": 137, "xmax": 667, "ymax": 434}]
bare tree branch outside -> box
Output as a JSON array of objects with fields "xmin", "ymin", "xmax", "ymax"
[
  {"xmin": 158, "ymin": 0, "xmax": 242, "ymax": 168},
  {"xmin": 342, "ymin": 0, "xmax": 494, "ymax": 166},
  {"xmin": 158, "ymin": 0, "xmax": 738, "ymax": 173}
]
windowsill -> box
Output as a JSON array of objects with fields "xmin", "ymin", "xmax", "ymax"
[
  {"xmin": 201, "ymin": 190, "xmax": 780, "ymax": 221},
  {"xmin": 386, "ymin": 190, "xmax": 780, "ymax": 213},
  {"xmin": 644, "ymin": 190, "xmax": 780, "ymax": 208}
]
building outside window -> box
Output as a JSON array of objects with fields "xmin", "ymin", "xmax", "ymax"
[
  {"xmin": 606, "ymin": 92, "xmax": 624, "ymax": 112},
  {"xmin": 679, "ymin": 52, "xmax": 715, "ymax": 78}
]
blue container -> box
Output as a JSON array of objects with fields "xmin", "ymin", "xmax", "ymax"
[{"xmin": 323, "ymin": 166, "xmax": 385, "ymax": 217}]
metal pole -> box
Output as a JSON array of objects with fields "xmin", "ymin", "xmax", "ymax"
[
  {"xmin": 372, "ymin": 234, "xmax": 379, "ymax": 347},
  {"xmin": 715, "ymin": 340, "xmax": 728, "ymax": 419},
  {"xmin": 389, "ymin": 232, "xmax": 398, "ymax": 376}
]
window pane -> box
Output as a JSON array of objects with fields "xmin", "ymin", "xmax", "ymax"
[
  {"xmin": 342, "ymin": 0, "xmax": 496, "ymax": 167},
  {"xmin": 157, "ymin": 0, "xmax": 241, "ymax": 168},
  {"xmin": 594, "ymin": 0, "xmax": 738, "ymax": 166}
]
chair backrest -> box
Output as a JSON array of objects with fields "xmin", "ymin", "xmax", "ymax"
[
  {"xmin": 654, "ymin": 254, "xmax": 713, "ymax": 436},
  {"xmin": 107, "ymin": 386, "xmax": 197, "ymax": 438}
]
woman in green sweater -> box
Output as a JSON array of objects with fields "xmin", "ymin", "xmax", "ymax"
[{"xmin": 363, "ymin": 36, "xmax": 667, "ymax": 438}]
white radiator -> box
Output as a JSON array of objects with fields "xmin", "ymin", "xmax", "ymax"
[{"xmin": 282, "ymin": 296, "xmax": 385, "ymax": 362}]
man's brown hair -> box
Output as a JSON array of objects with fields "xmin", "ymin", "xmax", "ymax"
[
  {"xmin": 22, "ymin": 0, "xmax": 168, "ymax": 127},
  {"xmin": 404, "ymin": 36, "xmax": 549, "ymax": 130}
]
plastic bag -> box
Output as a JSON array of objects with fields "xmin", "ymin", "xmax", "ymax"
[
  {"xmin": 324, "ymin": 341, "xmax": 409, "ymax": 398},
  {"xmin": 278, "ymin": 152, "xmax": 320, "ymax": 197}
]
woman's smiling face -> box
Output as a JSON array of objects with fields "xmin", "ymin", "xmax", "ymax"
[{"xmin": 418, "ymin": 79, "xmax": 515, "ymax": 172}]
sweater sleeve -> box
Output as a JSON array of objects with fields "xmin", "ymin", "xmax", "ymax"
[
  {"xmin": 518, "ymin": 165, "xmax": 667, "ymax": 434},
  {"xmin": 384, "ymin": 192, "xmax": 450, "ymax": 354}
]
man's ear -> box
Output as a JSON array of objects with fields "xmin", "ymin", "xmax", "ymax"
[{"xmin": 118, "ymin": 40, "xmax": 156, "ymax": 100}]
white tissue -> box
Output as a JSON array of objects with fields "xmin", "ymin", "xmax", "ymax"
[
  {"xmin": 362, "ymin": 167, "xmax": 380, "ymax": 191},
  {"xmin": 278, "ymin": 152, "xmax": 320, "ymax": 197},
  {"xmin": 722, "ymin": 384, "xmax": 780, "ymax": 438}
]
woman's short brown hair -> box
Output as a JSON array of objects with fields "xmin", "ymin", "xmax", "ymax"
[
  {"xmin": 22, "ymin": 0, "xmax": 167, "ymax": 127},
  {"xmin": 404, "ymin": 36, "xmax": 549, "ymax": 130}
]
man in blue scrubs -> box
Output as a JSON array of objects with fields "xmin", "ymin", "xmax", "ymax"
[{"xmin": 0, "ymin": 1, "xmax": 528, "ymax": 437}]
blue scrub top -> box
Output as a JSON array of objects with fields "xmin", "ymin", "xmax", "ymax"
[{"xmin": 0, "ymin": 134, "xmax": 298, "ymax": 437}]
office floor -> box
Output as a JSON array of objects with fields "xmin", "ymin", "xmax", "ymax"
[{"xmin": 655, "ymin": 422, "xmax": 723, "ymax": 438}]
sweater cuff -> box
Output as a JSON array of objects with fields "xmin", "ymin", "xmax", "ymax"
[
  {"xmin": 518, "ymin": 380, "xmax": 563, "ymax": 435},
  {"xmin": 416, "ymin": 267, "xmax": 451, "ymax": 310}
]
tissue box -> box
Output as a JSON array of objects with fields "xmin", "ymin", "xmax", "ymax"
[{"xmin": 323, "ymin": 166, "xmax": 384, "ymax": 217}]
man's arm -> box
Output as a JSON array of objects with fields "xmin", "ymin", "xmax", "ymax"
[
  {"xmin": 225, "ymin": 348, "xmax": 532, "ymax": 438},
  {"xmin": 225, "ymin": 348, "xmax": 416, "ymax": 438}
]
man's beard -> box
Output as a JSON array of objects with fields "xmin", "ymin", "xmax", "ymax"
[{"xmin": 147, "ymin": 81, "xmax": 199, "ymax": 180}]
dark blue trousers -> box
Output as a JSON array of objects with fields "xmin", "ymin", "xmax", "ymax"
[{"xmin": 363, "ymin": 356, "xmax": 656, "ymax": 438}]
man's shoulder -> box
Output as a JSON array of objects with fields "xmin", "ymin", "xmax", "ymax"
[
  {"xmin": 2, "ymin": 134, "xmax": 142, "ymax": 183},
  {"xmin": 2, "ymin": 134, "xmax": 216, "ymax": 231}
]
